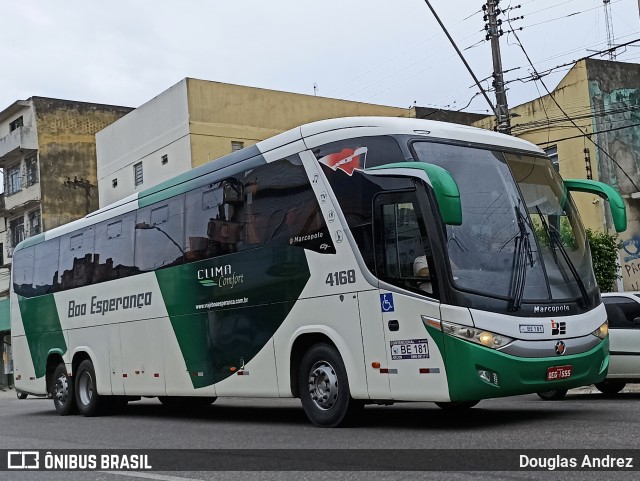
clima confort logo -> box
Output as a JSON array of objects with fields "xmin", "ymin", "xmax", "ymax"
[{"xmin": 197, "ymin": 264, "xmax": 244, "ymax": 289}]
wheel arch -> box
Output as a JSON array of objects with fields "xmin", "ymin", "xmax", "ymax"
[
  {"xmin": 70, "ymin": 347, "xmax": 110, "ymax": 395},
  {"xmin": 45, "ymin": 351, "xmax": 65, "ymax": 394},
  {"xmin": 288, "ymin": 326, "xmax": 366, "ymax": 399}
]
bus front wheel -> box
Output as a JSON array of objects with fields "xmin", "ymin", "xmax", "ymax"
[
  {"xmin": 75, "ymin": 360, "xmax": 109, "ymax": 416},
  {"xmin": 299, "ymin": 343, "xmax": 363, "ymax": 427},
  {"xmin": 595, "ymin": 380, "xmax": 626, "ymax": 395},
  {"xmin": 51, "ymin": 363, "xmax": 77, "ymax": 415}
]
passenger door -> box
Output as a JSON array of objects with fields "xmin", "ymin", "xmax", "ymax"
[{"xmin": 373, "ymin": 191, "xmax": 449, "ymax": 401}]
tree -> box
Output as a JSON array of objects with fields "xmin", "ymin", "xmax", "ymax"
[{"xmin": 586, "ymin": 229, "xmax": 621, "ymax": 293}]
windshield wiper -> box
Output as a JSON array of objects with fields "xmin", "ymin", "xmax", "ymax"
[
  {"xmin": 507, "ymin": 205, "xmax": 535, "ymax": 312},
  {"xmin": 535, "ymin": 206, "xmax": 590, "ymax": 308}
]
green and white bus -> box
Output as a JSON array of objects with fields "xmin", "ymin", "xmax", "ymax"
[{"xmin": 11, "ymin": 117, "xmax": 625, "ymax": 427}]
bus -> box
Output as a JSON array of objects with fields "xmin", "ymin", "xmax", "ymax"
[{"xmin": 11, "ymin": 116, "xmax": 626, "ymax": 427}]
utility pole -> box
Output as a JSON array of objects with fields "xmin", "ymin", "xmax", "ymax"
[{"xmin": 484, "ymin": 0, "xmax": 511, "ymax": 134}]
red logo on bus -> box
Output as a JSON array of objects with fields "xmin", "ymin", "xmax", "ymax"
[{"xmin": 318, "ymin": 147, "xmax": 367, "ymax": 176}]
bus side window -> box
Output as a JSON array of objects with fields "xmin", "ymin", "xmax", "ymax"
[
  {"xmin": 33, "ymin": 239, "xmax": 60, "ymax": 296},
  {"xmin": 248, "ymin": 156, "xmax": 334, "ymax": 254},
  {"xmin": 58, "ymin": 228, "xmax": 95, "ymax": 291},
  {"xmin": 374, "ymin": 191, "xmax": 437, "ymax": 297},
  {"xmin": 135, "ymin": 196, "xmax": 185, "ymax": 271},
  {"xmin": 184, "ymin": 182, "xmax": 242, "ymax": 261},
  {"xmin": 93, "ymin": 213, "xmax": 137, "ymax": 283},
  {"xmin": 12, "ymin": 246, "xmax": 35, "ymax": 298}
]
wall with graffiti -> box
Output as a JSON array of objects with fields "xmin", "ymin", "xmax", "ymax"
[{"xmin": 589, "ymin": 59, "xmax": 640, "ymax": 291}]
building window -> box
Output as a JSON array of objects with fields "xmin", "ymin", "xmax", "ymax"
[
  {"xmin": 134, "ymin": 162, "xmax": 143, "ymax": 186},
  {"xmin": 0, "ymin": 243, "xmax": 4, "ymax": 266},
  {"xmin": 545, "ymin": 146, "xmax": 559, "ymax": 172},
  {"xmin": 28, "ymin": 209, "xmax": 41, "ymax": 237},
  {"xmin": 9, "ymin": 116, "xmax": 23, "ymax": 132},
  {"xmin": 231, "ymin": 141, "xmax": 244, "ymax": 152},
  {"xmin": 5, "ymin": 164, "xmax": 21, "ymax": 195},
  {"xmin": 161, "ymin": 154, "xmax": 168, "ymax": 165},
  {"xmin": 25, "ymin": 155, "xmax": 39, "ymax": 187},
  {"xmin": 9, "ymin": 217, "xmax": 24, "ymax": 249}
]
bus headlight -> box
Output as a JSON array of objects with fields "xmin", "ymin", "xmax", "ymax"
[
  {"xmin": 439, "ymin": 320, "xmax": 513, "ymax": 349},
  {"xmin": 592, "ymin": 321, "xmax": 608, "ymax": 340}
]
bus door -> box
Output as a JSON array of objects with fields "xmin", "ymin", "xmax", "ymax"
[{"xmin": 373, "ymin": 191, "xmax": 449, "ymax": 401}]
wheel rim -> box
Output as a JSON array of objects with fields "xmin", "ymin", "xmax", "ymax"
[
  {"xmin": 308, "ymin": 360, "xmax": 339, "ymax": 411},
  {"xmin": 78, "ymin": 370, "xmax": 93, "ymax": 406},
  {"xmin": 54, "ymin": 374, "xmax": 70, "ymax": 405}
]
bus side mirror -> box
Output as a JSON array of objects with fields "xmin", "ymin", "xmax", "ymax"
[
  {"xmin": 421, "ymin": 163, "xmax": 462, "ymax": 226},
  {"xmin": 563, "ymin": 179, "xmax": 627, "ymax": 233}
]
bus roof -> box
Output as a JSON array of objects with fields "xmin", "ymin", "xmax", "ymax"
[{"xmin": 13, "ymin": 116, "xmax": 545, "ymax": 252}]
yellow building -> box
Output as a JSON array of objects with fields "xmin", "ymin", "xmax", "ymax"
[
  {"xmin": 97, "ymin": 79, "xmax": 408, "ymax": 207},
  {"xmin": 473, "ymin": 59, "xmax": 640, "ymax": 290}
]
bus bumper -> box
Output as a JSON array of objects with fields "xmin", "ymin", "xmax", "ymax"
[{"xmin": 440, "ymin": 334, "xmax": 609, "ymax": 401}]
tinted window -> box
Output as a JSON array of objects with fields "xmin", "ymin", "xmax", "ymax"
[
  {"xmin": 135, "ymin": 196, "xmax": 185, "ymax": 271},
  {"xmin": 93, "ymin": 212, "xmax": 137, "ymax": 283},
  {"xmin": 313, "ymin": 135, "xmax": 405, "ymax": 171},
  {"xmin": 58, "ymin": 227, "xmax": 95, "ymax": 290},
  {"xmin": 321, "ymin": 166, "xmax": 416, "ymax": 275},
  {"xmin": 12, "ymin": 247, "xmax": 35, "ymax": 297},
  {"xmin": 374, "ymin": 190, "xmax": 437, "ymax": 297},
  {"xmin": 184, "ymin": 156, "xmax": 333, "ymax": 262},
  {"xmin": 604, "ymin": 296, "xmax": 640, "ymax": 329},
  {"xmin": 33, "ymin": 239, "xmax": 60, "ymax": 296},
  {"xmin": 249, "ymin": 158, "xmax": 331, "ymax": 252},
  {"xmin": 185, "ymin": 180, "xmax": 242, "ymax": 261}
]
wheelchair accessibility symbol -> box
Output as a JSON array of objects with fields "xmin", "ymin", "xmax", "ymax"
[{"xmin": 380, "ymin": 293, "xmax": 395, "ymax": 312}]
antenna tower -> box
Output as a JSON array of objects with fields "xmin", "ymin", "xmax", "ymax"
[{"xmin": 603, "ymin": 0, "xmax": 616, "ymax": 60}]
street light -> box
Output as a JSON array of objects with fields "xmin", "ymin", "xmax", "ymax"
[{"xmin": 135, "ymin": 222, "xmax": 184, "ymax": 255}]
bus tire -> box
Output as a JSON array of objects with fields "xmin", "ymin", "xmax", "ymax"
[
  {"xmin": 434, "ymin": 401, "xmax": 480, "ymax": 410},
  {"xmin": 595, "ymin": 380, "xmax": 626, "ymax": 395},
  {"xmin": 75, "ymin": 360, "xmax": 108, "ymax": 417},
  {"xmin": 536, "ymin": 389, "xmax": 568, "ymax": 401},
  {"xmin": 17, "ymin": 391, "xmax": 28, "ymax": 400},
  {"xmin": 299, "ymin": 343, "xmax": 363, "ymax": 427},
  {"xmin": 51, "ymin": 363, "xmax": 77, "ymax": 415}
]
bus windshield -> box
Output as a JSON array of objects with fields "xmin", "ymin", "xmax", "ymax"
[{"xmin": 412, "ymin": 142, "xmax": 596, "ymax": 303}]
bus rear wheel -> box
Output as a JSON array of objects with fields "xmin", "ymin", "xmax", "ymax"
[
  {"xmin": 75, "ymin": 360, "xmax": 109, "ymax": 416},
  {"xmin": 51, "ymin": 363, "xmax": 77, "ymax": 415},
  {"xmin": 299, "ymin": 343, "xmax": 363, "ymax": 427}
]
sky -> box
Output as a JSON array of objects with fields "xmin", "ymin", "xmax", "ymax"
[{"xmin": 1, "ymin": 0, "xmax": 640, "ymax": 118}]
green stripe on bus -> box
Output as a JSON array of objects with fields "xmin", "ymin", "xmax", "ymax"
[
  {"xmin": 18, "ymin": 294, "xmax": 67, "ymax": 379},
  {"xmin": 424, "ymin": 323, "xmax": 608, "ymax": 401},
  {"xmin": 155, "ymin": 245, "xmax": 310, "ymax": 388}
]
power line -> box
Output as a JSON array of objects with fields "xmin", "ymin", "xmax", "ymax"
[
  {"xmin": 423, "ymin": 1, "xmax": 497, "ymax": 117},
  {"xmin": 506, "ymin": 17, "xmax": 640, "ymax": 191},
  {"xmin": 503, "ymin": 37, "xmax": 640, "ymax": 87},
  {"xmin": 537, "ymin": 120, "xmax": 640, "ymax": 145}
]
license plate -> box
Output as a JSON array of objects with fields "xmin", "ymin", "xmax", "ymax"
[
  {"xmin": 390, "ymin": 339, "xmax": 430, "ymax": 360},
  {"xmin": 546, "ymin": 365, "xmax": 572, "ymax": 381}
]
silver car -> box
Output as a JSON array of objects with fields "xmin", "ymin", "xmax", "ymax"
[{"xmin": 538, "ymin": 292, "xmax": 640, "ymax": 400}]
